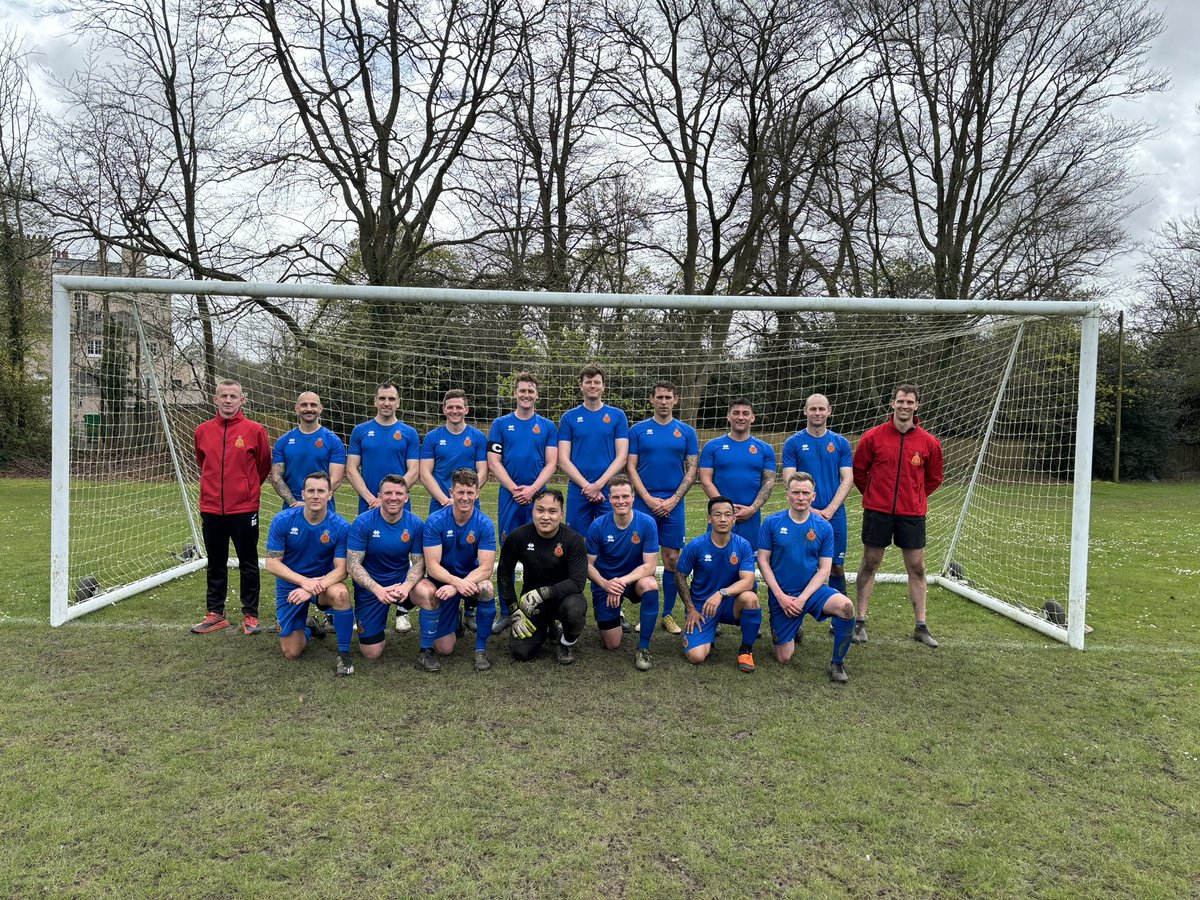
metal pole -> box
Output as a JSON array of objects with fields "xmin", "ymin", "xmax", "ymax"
[
  {"xmin": 1067, "ymin": 312, "xmax": 1101, "ymax": 649},
  {"xmin": 50, "ymin": 279, "xmax": 73, "ymax": 626}
]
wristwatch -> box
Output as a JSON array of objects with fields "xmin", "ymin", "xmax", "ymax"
[{"xmin": 719, "ymin": 588, "xmax": 729, "ymax": 599}]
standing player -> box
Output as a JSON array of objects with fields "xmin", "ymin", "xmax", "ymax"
[
  {"xmin": 191, "ymin": 379, "xmax": 271, "ymax": 636},
  {"xmin": 419, "ymin": 469, "xmax": 499, "ymax": 672},
  {"xmin": 676, "ymin": 496, "xmax": 763, "ymax": 673},
  {"xmin": 265, "ymin": 471, "xmax": 355, "ymax": 677},
  {"xmin": 781, "ymin": 393, "xmax": 853, "ymax": 596},
  {"xmin": 419, "ymin": 389, "xmax": 488, "ymax": 515},
  {"xmin": 758, "ymin": 473, "xmax": 856, "ymax": 683},
  {"xmin": 345, "ymin": 476, "xmax": 434, "ymax": 663},
  {"xmin": 585, "ymin": 475, "xmax": 660, "ymax": 670},
  {"xmin": 699, "ymin": 398, "xmax": 777, "ymax": 550},
  {"xmin": 346, "ymin": 381, "xmax": 420, "ymax": 513},
  {"xmin": 852, "ymin": 385, "xmax": 944, "ymax": 647},
  {"xmin": 488, "ymin": 372, "xmax": 559, "ymax": 632},
  {"xmin": 497, "ymin": 489, "xmax": 588, "ymax": 665},
  {"xmin": 558, "ymin": 364, "xmax": 629, "ymax": 536},
  {"xmin": 270, "ymin": 391, "xmax": 347, "ymax": 510},
  {"xmin": 347, "ymin": 381, "xmax": 421, "ymax": 633},
  {"xmin": 627, "ymin": 380, "xmax": 699, "ymax": 635}
]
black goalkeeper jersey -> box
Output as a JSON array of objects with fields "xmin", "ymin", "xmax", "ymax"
[{"xmin": 496, "ymin": 522, "xmax": 588, "ymax": 606}]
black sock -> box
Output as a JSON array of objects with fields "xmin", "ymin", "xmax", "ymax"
[{"xmin": 738, "ymin": 642, "xmax": 752, "ymax": 655}]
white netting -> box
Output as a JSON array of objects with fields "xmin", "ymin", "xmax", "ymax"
[{"xmin": 58, "ymin": 284, "xmax": 1087, "ymax": 637}]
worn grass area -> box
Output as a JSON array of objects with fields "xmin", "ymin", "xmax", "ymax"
[{"xmin": 1, "ymin": 479, "xmax": 1198, "ymax": 897}]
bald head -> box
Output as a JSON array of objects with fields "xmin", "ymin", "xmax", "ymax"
[
  {"xmin": 804, "ymin": 393, "xmax": 831, "ymax": 432},
  {"xmin": 296, "ymin": 391, "xmax": 323, "ymax": 428}
]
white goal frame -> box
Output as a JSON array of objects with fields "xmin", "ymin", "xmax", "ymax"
[{"xmin": 51, "ymin": 275, "xmax": 1099, "ymax": 648}]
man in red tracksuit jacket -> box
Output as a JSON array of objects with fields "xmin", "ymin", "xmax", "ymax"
[
  {"xmin": 191, "ymin": 379, "xmax": 272, "ymax": 635},
  {"xmin": 851, "ymin": 384, "xmax": 944, "ymax": 648}
]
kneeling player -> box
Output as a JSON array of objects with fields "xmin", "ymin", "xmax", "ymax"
[
  {"xmin": 418, "ymin": 468, "xmax": 498, "ymax": 672},
  {"xmin": 497, "ymin": 489, "xmax": 588, "ymax": 665},
  {"xmin": 265, "ymin": 471, "xmax": 355, "ymax": 677},
  {"xmin": 585, "ymin": 475, "xmax": 660, "ymax": 670},
  {"xmin": 346, "ymin": 476, "xmax": 435, "ymax": 662},
  {"xmin": 677, "ymin": 495, "xmax": 763, "ymax": 673},
  {"xmin": 757, "ymin": 472, "xmax": 855, "ymax": 683}
]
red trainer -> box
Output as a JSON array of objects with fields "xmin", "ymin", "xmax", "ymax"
[
  {"xmin": 191, "ymin": 612, "xmax": 230, "ymax": 634},
  {"xmin": 242, "ymin": 614, "xmax": 262, "ymax": 635}
]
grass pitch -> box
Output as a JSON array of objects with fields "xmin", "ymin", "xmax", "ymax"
[{"xmin": 0, "ymin": 479, "xmax": 1197, "ymax": 897}]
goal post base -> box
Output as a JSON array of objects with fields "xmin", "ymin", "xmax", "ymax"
[{"xmin": 52, "ymin": 559, "xmax": 209, "ymax": 627}]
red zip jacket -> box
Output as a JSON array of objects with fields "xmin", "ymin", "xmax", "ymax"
[
  {"xmin": 853, "ymin": 417, "xmax": 944, "ymax": 517},
  {"xmin": 193, "ymin": 410, "xmax": 271, "ymax": 515}
]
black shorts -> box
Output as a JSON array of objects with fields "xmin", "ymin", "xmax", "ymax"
[{"xmin": 862, "ymin": 509, "xmax": 926, "ymax": 550}]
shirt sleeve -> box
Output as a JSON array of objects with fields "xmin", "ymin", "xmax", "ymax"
[
  {"xmin": 585, "ymin": 521, "xmax": 600, "ymax": 556},
  {"xmin": 419, "ymin": 429, "xmax": 438, "ymax": 460},
  {"xmin": 685, "ymin": 425, "xmax": 699, "ymax": 455},
  {"xmin": 640, "ymin": 517, "xmax": 659, "ymax": 554},
  {"xmin": 473, "ymin": 428, "xmax": 487, "ymax": 463},
  {"xmin": 422, "ymin": 515, "xmax": 441, "ymax": 549},
  {"xmin": 558, "ymin": 414, "xmax": 573, "ymax": 443},
  {"xmin": 405, "ymin": 426, "xmax": 421, "ymax": 463},
  {"xmin": 677, "ymin": 541, "xmax": 695, "ymax": 579},
  {"xmin": 925, "ymin": 435, "xmax": 945, "ymax": 496},
  {"xmin": 757, "ymin": 518, "xmax": 773, "ymax": 552},
  {"xmin": 266, "ymin": 512, "xmax": 288, "ymax": 553},
  {"xmin": 760, "ymin": 441, "xmax": 777, "ymax": 473},
  {"xmin": 699, "ymin": 439, "xmax": 716, "ymax": 469},
  {"xmin": 544, "ymin": 419, "xmax": 558, "ymax": 447},
  {"xmin": 333, "ymin": 519, "xmax": 349, "ymax": 559},
  {"xmin": 272, "ymin": 433, "xmax": 287, "ymax": 465},
  {"xmin": 348, "ymin": 424, "xmax": 363, "ymax": 457},
  {"xmin": 255, "ymin": 426, "xmax": 272, "ymax": 484},
  {"xmin": 614, "ymin": 409, "xmax": 629, "ymax": 440},
  {"xmin": 818, "ymin": 521, "xmax": 834, "ymax": 560},
  {"xmin": 478, "ymin": 515, "xmax": 497, "ymax": 552},
  {"xmin": 837, "ymin": 435, "xmax": 852, "ymax": 471},
  {"xmin": 347, "ymin": 516, "xmax": 369, "ymax": 554},
  {"xmin": 782, "ymin": 436, "xmax": 797, "ymax": 470},
  {"xmin": 628, "ymin": 425, "xmax": 641, "ymax": 456}
]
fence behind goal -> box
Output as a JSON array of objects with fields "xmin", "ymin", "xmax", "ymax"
[{"xmin": 50, "ymin": 277, "xmax": 1099, "ymax": 647}]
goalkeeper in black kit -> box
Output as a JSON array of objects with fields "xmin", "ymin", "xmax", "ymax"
[{"xmin": 497, "ymin": 488, "xmax": 588, "ymax": 665}]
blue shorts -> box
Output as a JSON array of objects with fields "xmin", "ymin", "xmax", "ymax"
[
  {"xmin": 682, "ymin": 595, "xmax": 741, "ymax": 651},
  {"xmin": 830, "ymin": 508, "xmax": 847, "ymax": 566},
  {"xmin": 769, "ymin": 584, "xmax": 841, "ymax": 645},
  {"xmin": 353, "ymin": 583, "xmax": 389, "ymax": 642},
  {"xmin": 566, "ymin": 486, "xmax": 611, "ymax": 535},
  {"xmin": 426, "ymin": 579, "xmax": 464, "ymax": 640},
  {"xmin": 590, "ymin": 583, "xmax": 643, "ymax": 629},
  {"xmin": 275, "ymin": 591, "xmax": 313, "ymax": 638},
  {"xmin": 497, "ymin": 490, "xmax": 534, "ymax": 544},
  {"xmin": 634, "ymin": 496, "xmax": 686, "ymax": 549}
]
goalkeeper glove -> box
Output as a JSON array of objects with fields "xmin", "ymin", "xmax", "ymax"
[
  {"xmin": 511, "ymin": 608, "xmax": 537, "ymax": 640},
  {"xmin": 519, "ymin": 586, "xmax": 552, "ymax": 618}
]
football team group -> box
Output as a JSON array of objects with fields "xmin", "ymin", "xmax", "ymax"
[{"xmin": 191, "ymin": 366, "xmax": 944, "ymax": 682}]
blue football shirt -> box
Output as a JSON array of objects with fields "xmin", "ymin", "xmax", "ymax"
[
  {"xmin": 629, "ymin": 417, "xmax": 699, "ymax": 496},
  {"xmin": 347, "ymin": 507, "xmax": 425, "ymax": 585},
  {"xmin": 586, "ymin": 511, "xmax": 660, "ymax": 579},
  {"xmin": 423, "ymin": 505, "xmax": 497, "ymax": 578},
  {"xmin": 677, "ymin": 532, "xmax": 756, "ymax": 602},
  {"xmin": 758, "ymin": 510, "xmax": 834, "ymax": 595}
]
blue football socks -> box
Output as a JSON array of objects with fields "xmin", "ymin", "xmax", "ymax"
[{"xmin": 638, "ymin": 590, "xmax": 659, "ymax": 650}]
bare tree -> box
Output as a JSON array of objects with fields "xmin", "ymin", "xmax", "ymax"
[
  {"xmin": 604, "ymin": 0, "xmax": 872, "ymax": 421},
  {"xmin": 870, "ymin": 0, "xmax": 1165, "ymax": 300},
  {"xmin": 0, "ymin": 32, "xmax": 51, "ymax": 464}
]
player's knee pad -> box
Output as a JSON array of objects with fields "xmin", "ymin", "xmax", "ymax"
[
  {"xmin": 561, "ymin": 594, "xmax": 586, "ymax": 638},
  {"xmin": 510, "ymin": 638, "xmax": 540, "ymax": 662}
]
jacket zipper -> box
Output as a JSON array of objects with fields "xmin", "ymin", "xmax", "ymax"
[{"xmin": 891, "ymin": 430, "xmax": 906, "ymax": 515}]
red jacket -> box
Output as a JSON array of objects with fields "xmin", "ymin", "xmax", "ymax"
[
  {"xmin": 853, "ymin": 418, "xmax": 944, "ymax": 517},
  {"xmin": 194, "ymin": 410, "xmax": 271, "ymax": 515}
]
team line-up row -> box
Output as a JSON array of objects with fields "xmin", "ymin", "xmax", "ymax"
[{"xmin": 191, "ymin": 367, "xmax": 946, "ymax": 682}]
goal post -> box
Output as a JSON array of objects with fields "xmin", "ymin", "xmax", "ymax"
[{"xmin": 50, "ymin": 274, "xmax": 1099, "ymax": 647}]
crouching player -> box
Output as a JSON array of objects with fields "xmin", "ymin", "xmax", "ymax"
[
  {"xmin": 346, "ymin": 475, "xmax": 435, "ymax": 664},
  {"xmin": 418, "ymin": 468, "xmax": 498, "ymax": 672},
  {"xmin": 265, "ymin": 471, "xmax": 355, "ymax": 677},
  {"xmin": 677, "ymin": 495, "xmax": 763, "ymax": 673},
  {"xmin": 497, "ymin": 489, "xmax": 588, "ymax": 665},
  {"xmin": 757, "ymin": 472, "xmax": 855, "ymax": 684},
  {"xmin": 585, "ymin": 474, "xmax": 660, "ymax": 670}
]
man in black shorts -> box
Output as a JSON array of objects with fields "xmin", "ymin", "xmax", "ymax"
[
  {"xmin": 497, "ymin": 489, "xmax": 588, "ymax": 664},
  {"xmin": 851, "ymin": 385, "xmax": 945, "ymax": 647}
]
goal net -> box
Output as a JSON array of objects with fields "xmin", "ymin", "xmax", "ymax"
[{"xmin": 50, "ymin": 277, "xmax": 1099, "ymax": 647}]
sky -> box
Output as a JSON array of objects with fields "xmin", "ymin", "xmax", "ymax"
[{"xmin": 4, "ymin": 0, "xmax": 1198, "ymax": 303}]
